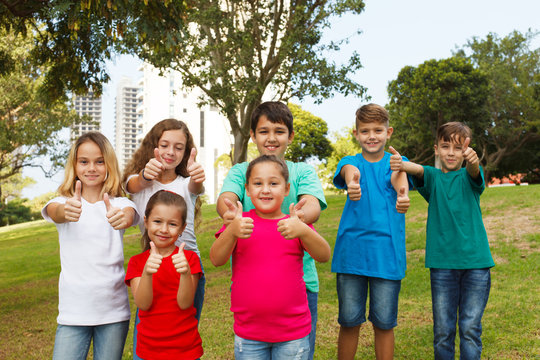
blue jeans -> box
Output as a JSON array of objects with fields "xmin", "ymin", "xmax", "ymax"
[
  {"xmin": 337, "ymin": 273, "xmax": 401, "ymax": 330},
  {"xmin": 306, "ymin": 290, "xmax": 318, "ymax": 360},
  {"xmin": 133, "ymin": 269, "xmax": 206, "ymax": 360},
  {"xmin": 53, "ymin": 321, "xmax": 129, "ymax": 360},
  {"xmin": 234, "ymin": 334, "xmax": 310, "ymax": 360},
  {"xmin": 430, "ymin": 268, "xmax": 491, "ymax": 360}
]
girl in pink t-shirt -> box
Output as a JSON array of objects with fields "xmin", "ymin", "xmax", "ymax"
[
  {"xmin": 125, "ymin": 190, "xmax": 203, "ymax": 360},
  {"xmin": 211, "ymin": 155, "xmax": 331, "ymax": 359}
]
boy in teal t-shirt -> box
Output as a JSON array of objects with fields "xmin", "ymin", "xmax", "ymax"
[
  {"xmin": 391, "ymin": 121, "xmax": 494, "ymax": 360},
  {"xmin": 216, "ymin": 101, "xmax": 326, "ymax": 360}
]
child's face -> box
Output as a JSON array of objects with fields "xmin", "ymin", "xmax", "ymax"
[
  {"xmin": 435, "ymin": 135, "xmax": 466, "ymax": 173},
  {"xmin": 157, "ymin": 130, "xmax": 187, "ymax": 170},
  {"xmin": 250, "ymin": 115, "xmax": 294, "ymax": 158},
  {"xmin": 144, "ymin": 204, "xmax": 186, "ymax": 251},
  {"xmin": 245, "ymin": 161, "xmax": 290, "ymax": 219},
  {"xmin": 353, "ymin": 122, "xmax": 393, "ymax": 159},
  {"xmin": 75, "ymin": 140, "xmax": 107, "ymax": 190}
]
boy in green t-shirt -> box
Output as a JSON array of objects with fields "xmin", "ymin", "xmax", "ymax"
[
  {"xmin": 216, "ymin": 101, "xmax": 327, "ymax": 360},
  {"xmin": 390, "ymin": 122, "xmax": 494, "ymax": 359}
]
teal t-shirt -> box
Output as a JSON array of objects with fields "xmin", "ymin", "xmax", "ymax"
[
  {"xmin": 413, "ymin": 166, "xmax": 495, "ymax": 269},
  {"xmin": 220, "ymin": 160, "xmax": 327, "ymax": 292}
]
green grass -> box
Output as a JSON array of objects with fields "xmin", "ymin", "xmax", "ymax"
[{"xmin": 1, "ymin": 185, "xmax": 539, "ymax": 359}]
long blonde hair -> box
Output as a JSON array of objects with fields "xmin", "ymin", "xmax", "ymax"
[{"xmin": 58, "ymin": 132, "xmax": 124, "ymax": 198}]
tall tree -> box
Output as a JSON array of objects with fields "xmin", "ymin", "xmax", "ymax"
[
  {"xmin": 387, "ymin": 57, "xmax": 490, "ymax": 166},
  {"xmin": 286, "ymin": 103, "xmax": 332, "ymax": 163},
  {"xmin": 135, "ymin": 0, "xmax": 367, "ymax": 164},
  {"xmin": 455, "ymin": 30, "xmax": 540, "ymax": 179}
]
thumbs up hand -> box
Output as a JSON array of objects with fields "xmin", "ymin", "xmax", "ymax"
[
  {"xmin": 230, "ymin": 202, "xmax": 254, "ymax": 239},
  {"xmin": 277, "ymin": 203, "xmax": 306, "ymax": 240},
  {"xmin": 347, "ymin": 170, "xmax": 361, "ymax": 201},
  {"xmin": 461, "ymin": 137, "xmax": 478, "ymax": 165},
  {"xmin": 65, "ymin": 180, "xmax": 83, "ymax": 222},
  {"xmin": 293, "ymin": 198, "xmax": 307, "ymax": 223},
  {"xmin": 104, "ymin": 193, "xmax": 128, "ymax": 230},
  {"xmin": 187, "ymin": 148, "xmax": 205, "ymax": 184},
  {"xmin": 144, "ymin": 241, "xmax": 163, "ymax": 275},
  {"xmin": 142, "ymin": 148, "xmax": 165, "ymax": 182},
  {"xmin": 395, "ymin": 186, "xmax": 410, "ymax": 214},
  {"xmin": 172, "ymin": 243, "xmax": 191, "ymax": 275},
  {"xmin": 222, "ymin": 198, "xmax": 239, "ymax": 226},
  {"xmin": 389, "ymin": 146, "xmax": 403, "ymax": 171}
]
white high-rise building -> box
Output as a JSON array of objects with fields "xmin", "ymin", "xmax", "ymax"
[
  {"xmin": 115, "ymin": 77, "xmax": 141, "ymax": 171},
  {"xmin": 71, "ymin": 91, "xmax": 102, "ymax": 139},
  {"xmin": 137, "ymin": 63, "xmax": 233, "ymax": 203}
]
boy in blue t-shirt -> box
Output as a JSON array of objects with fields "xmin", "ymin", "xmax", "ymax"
[
  {"xmin": 333, "ymin": 103, "xmax": 410, "ymax": 360},
  {"xmin": 390, "ymin": 121, "xmax": 494, "ymax": 360},
  {"xmin": 216, "ymin": 101, "xmax": 326, "ymax": 360}
]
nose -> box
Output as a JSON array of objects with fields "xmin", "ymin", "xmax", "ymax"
[
  {"xmin": 262, "ymin": 183, "xmax": 270, "ymax": 193},
  {"xmin": 268, "ymin": 131, "xmax": 277, "ymax": 142},
  {"xmin": 159, "ymin": 223, "xmax": 168, "ymax": 233}
]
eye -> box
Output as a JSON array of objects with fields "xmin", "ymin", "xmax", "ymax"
[{"xmin": 153, "ymin": 219, "xmax": 161, "ymax": 224}]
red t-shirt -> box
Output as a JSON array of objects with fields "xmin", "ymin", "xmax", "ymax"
[{"xmin": 125, "ymin": 247, "xmax": 203, "ymax": 360}]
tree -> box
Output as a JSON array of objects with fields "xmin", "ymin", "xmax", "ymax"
[
  {"xmin": 455, "ymin": 30, "xmax": 540, "ymax": 179},
  {"xmin": 0, "ymin": 171, "xmax": 36, "ymax": 204},
  {"xmin": 0, "ymin": 199, "xmax": 34, "ymax": 226},
  {"xmin": 136, "ymin": 0, "xmax": 367, "ymax": 164},
  {"xmin": 0, "ymin": 27, "xmax": 79, "ymax": 204},
  {"xmin": 286, "ymin": 103, "xmax": 332, "ymax": 163},
  {"xmin": 387, "ymin": 57, "xmax": 490, "ymax": 166},
  {"xmin": 0, "ymin": 0, "xmax": 189, "ymax": 100}
]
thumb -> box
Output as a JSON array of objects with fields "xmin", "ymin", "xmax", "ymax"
[
  {"xmin": 187, "ymin": 148, "xmax": 197, "ymax": 166},
  {"xmin": 103, "ymin": 193, "xmax": 112, "ymax": 211},
  {"xmin": 294, "ymin": 197, "xmax": 307, "ymax": 212},
  {"xmin": 236, "ymin": 201, "xmax": 243, "ymax": 218},
  {"xmin": 149, "ymin": 241, "xmax": 157, "ymax": 254},
  {"xmin": 74, "ymin": 180, "xmax": 82, "ymax": 200},
  {"xmin": 289, "ymin": 203, "xmax": 296, "ymax": 218},
  {"xmin": 389, "ymin": 146, "xmax": 400, "ymax": 156},
  {"xmin": 352, "ymin": 171, "xmax": 360, "ymax": 183},
  {"xmin": 154, "ymin": 148, "xmax": 163, "ymax": 163},
  {"xmin": 178, "ymin": 242, "xmax": 186, "ymax": 252},
  {"xmin": 399, "ymin": 186, "xmax": 406, "ymax": 197},
  {"xmin": 463, "ymin": 137, "xmax": 471, "ymax": 150},
  {"xmin": 224, "ymin": 198, "xmax": 237, "ymax": 212}
]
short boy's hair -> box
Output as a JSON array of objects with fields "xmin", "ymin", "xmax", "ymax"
[
  {"xmin": 246, "ymin": 155, "xmax": 289, "ymax": 183},
  {"xmin": 355, "ymin": 103, "xmax": 389, "ymax": 128},
  {"xmin": 437, "ymin": 122, "xmax": 472, "ymax": 143},
  {"xmin": 250, "ymin": 101, "xmax": 294, "ymax": 135}
]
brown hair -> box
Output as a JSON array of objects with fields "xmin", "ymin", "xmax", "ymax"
[
  {"xmin": 141, "ymin": 190, "xmax": 188, "ymax": 252},
  {"xmin": 250, "ymin": 101, "xmax": 294, "ymax": 135},
  {"xmin": 437, "ymin": 122, "xmax": 472, "ymax": 143},
  {"xmin": 355, "ymin": 103, "xmax": 390, "ymax": 128},
  {"xmin": 246, "ymin": 155, "xmax": 289, "ymax": 184},
  {"xmin": 58, "ymin": 132, "xmax": 123, "ymax": 198}
]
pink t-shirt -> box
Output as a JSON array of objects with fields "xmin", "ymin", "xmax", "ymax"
[{"xmin": 216, "ymin": 209, "xmax": 311, "ymax": 342}]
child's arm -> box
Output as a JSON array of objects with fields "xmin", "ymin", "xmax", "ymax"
[
  {"xmin": 210, "ymin": 202, "xmax": 254, "ymax": 266},
  {"xmin": 391, "ymin": 170, "xmax": 410, "ymax": 214},
  {"xmin": 462, "ymin": 138, "xmax": 481, "ymax": 180},
  {"xmin": 172, "ymin": 243, "xmax": 200, "ymax": 309},
  {"xmin": 277, "ymin": 203, "xmax": 331, "ymax": 262},
  {"xmin": 103, "ymin": 194, "xmax": 136, "ymax": 230},
  {"xmin": 216, "ymin": 193, "xmax": 241, "ymax": 225},
  {"xmin": 130, "ymin": 242, "xmax": 163, "ymax": 311},
  {"xmin": 46, "ymin": 180, "xmax": 82, "ymax": 223},
  {"xmin": 296, "ymin": 194, "xmax": 321, "ymax": 224},
  {"xmin": 126, "ymin": 148, "xmax": 164, "ymax": 194},
  {"xmin": 186, "ymin": 148, "xmax": 205, "ymax": 195},
  {"xmin": 339, "ymin": 165, "xmax": 361, "ymax": 201},
  {"xmin": 389, "ymin": 146, "xmax": 425, "ymax": 179}
]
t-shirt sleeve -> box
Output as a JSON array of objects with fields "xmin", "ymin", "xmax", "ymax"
[
  {"xmin": 113, "ymin": 196, "xmax": 141, "ymax": 225},
  {"xmin": 186, "ymin": 251, "xmax": 202, "ymax": 275},
  {"xmin": 219, "ymin": 163, "xmax": 247, "ymax": 202},
  {"xmin": 333, "ymin": 156, "xmax": 357, "ymax": 190},
  {"xmin": 414, "ymin": 165, "xmax": 433, "ymax": 201},
  {"xmin": 214, "ymin": 224, "xmax": 227, "ymax": 239},
  {"xmin": 125, "ymin": 174, "xmax": 139, "ymax": 195},
  {"xmin": 466, "ymin": 165, "xmax": 486, "ymax": 194},
  {"xmin": 125, "ymin": 253, "xmax": 147, "ymax": 286},
  {"xmin": 41, "ymin": 197, "xmax": 66, "ymax": 223},
  {"xmin": 296, "ymin": 162, "xmax": 327, "ymax": 211}
]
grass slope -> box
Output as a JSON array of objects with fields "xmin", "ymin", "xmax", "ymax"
[{"xmin": 0, "ymin": 185, "xmax": 538, "ymax": 359}]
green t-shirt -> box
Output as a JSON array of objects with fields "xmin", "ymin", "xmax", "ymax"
[
  {"xmin": 220, "ymin": 160, "xmax": 327, "ymax": 292},
  {"xmin": 413, "ymin": 166, "xmax": 494, "ymax": 269}
]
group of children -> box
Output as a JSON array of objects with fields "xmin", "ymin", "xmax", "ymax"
[{"xmin": 42, "ymin": 101, "xmax": 493, "ymax": 360}]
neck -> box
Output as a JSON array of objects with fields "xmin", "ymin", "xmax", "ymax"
[
  {"xmin": 254, "ymin": 209, "xmax": 286, "ymax": 219},
  {"xmin": 158, "ymin": 168, "xmax": 177, "ymax": 184},
  {"xmin": 81, "ymin": 186, "xmax": 102, "ymax": 203},
  {"xmin": 362, "ymin": 151, "xmax": 384, "ymax": 163},
  {"xmin": 156, "ymin": 244, "xmax": 176, "ymax": 257}
]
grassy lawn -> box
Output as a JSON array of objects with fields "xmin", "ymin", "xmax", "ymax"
[{"xmin": 0, "ymin": 185, "xmax": 538, "ymax": 359}]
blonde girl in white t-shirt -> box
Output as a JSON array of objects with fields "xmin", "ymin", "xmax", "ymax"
[{"xmin": 42, "ymin": 132, "xmax": 138, "ymax": 360}]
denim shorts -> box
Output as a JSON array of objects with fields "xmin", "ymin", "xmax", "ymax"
[
  {"xmin": 336, "ymin": 273, "xmax": 401, "ymax": 330},
  {"xmin": 234, "ymin": 334, "xmax": 310, "ymax": 360}
]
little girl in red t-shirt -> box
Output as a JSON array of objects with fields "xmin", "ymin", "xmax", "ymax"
[{"xmin": 125, "ymin": 190, "xmax": 203, "ymax": 360}]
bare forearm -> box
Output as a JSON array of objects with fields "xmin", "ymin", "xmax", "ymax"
[
  {"xmin": 391, "ymin": 171, "xmax": 409, "ymax": 194},
  {"xmin": 210, "ymin": 228, "xmax": 237, "ymax": 266},
  {"xmin": 299, "ymin": 195, "xmax": 321, "ymax": 224},
  {"xmin": 299, "ymin": 226, "xmax": 331, "ymax": 263},
  {"xmin": 133, "ymin": 275, "xmax": 154, "ymax": 311},
  {"xmin": 177, "ymin": 273, "xmax": 198, "ymax": 309},
  {"xmin": 466, "ymin": 162, "xmax": 480, "ymax": 180},
  {"xmin": 47, "ymin": 203, "xmax": 66, "ymax": 223},
  {"xmin": 126, "ymin": 172, "xmax": 152, "ymax": 194},
  {"xmin": 401, "ymin": 161, "xmax": 424, "ymax": 179},
  {"xmin": 188, "ymin": 181, "xmax": 204, "ymax": 195}
]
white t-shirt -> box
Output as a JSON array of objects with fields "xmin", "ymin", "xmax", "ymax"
[
  {"xmin": 42, "ymin": 196, "xmax": 139, "ymax": 326},
  {"xmin": 127, "ymin": 175, "xmax": 200, "ymax": 255}
]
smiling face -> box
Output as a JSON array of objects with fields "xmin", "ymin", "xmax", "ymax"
[
  {"xmin": 245, "ymin": 161, "xmax": 290, "ymax": 219},
  {"xmin": 250, "ymin": 115, "xmax": 294, "ymax": 158},
  {"xmin": 144, "ymin": 203, "xmax": 186, "ymax": 253},
  {"xmin": 157, "ymin": 129, "xmax": 187, "ymax": 170},
  {"xmin": 353, "ymin": 122, "xmax": 393, "ymax": 162},
  {"xmin": 435, "ymin": 135, "xmax": 466, "ymax": 173},
  {"xmin": 75, "ymin": 140, "xmax": 107, "ymax": 191}
]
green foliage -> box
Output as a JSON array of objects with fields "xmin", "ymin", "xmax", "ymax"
[
  {"xmin": 136, "ymin": 0, "xmax": 368, "ymax": 164},
  {"xmin": 0, "ymin": 199, "xmax": 34, "ymax": 226},
  {"xmin": 387, "ymin": 56, "xmax": 490, "ymax": 165},
  {"xmin": 0, "ymin": 171, "xmax": 36, "ymax": 204},
  {"xmin": 286, "ymin": 103, "xmax": 332, "ymax": 163}
]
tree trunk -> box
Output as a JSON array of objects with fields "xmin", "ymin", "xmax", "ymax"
[{"xmin": 232, "ymin": 130, "xmax": 250, "ymax": 164}]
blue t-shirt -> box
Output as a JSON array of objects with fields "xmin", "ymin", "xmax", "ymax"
[
  {"xmin": 219, "ymin": 160, "xmax": 327, "ymax": 292},
  {"xmin": 332, "ymin": 152, "xmax": 410, "ymax": 280}
]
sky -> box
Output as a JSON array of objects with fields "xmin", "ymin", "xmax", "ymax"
[{"xmin": 21, "ymin": 0, "xmax": 540, "ymax": 199}]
